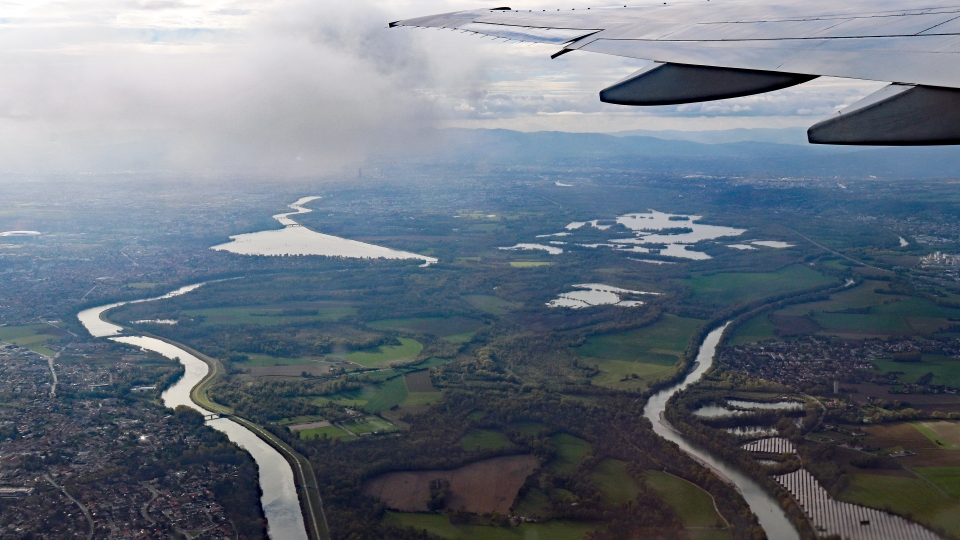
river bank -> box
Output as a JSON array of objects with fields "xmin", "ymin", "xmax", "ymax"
[
  {"xmin": 77, "ymin": 285, "xmax": 323, "ymax": 540},
  {"xmin": 643, "ymin": 324, "xmax": 801, "ymax": 540}
]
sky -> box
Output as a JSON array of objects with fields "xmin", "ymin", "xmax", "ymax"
[{"xmin": 0, "ymin": 0, "xmax": 889, "ymax": 175}]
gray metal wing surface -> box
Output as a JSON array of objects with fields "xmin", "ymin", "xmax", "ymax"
[{"xmin": 390, "ymin": 1, "xmax": 960, "ymax": 145}]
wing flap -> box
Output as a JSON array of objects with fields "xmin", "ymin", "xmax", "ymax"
[
  {"xmin": 662, "ymin": 19, "xmax": 848, "ymax": 41},
  {"xmin": 392, "ymin": 2, "xmax": 960, "ymax": 88},
  {"xmin": 459, "ymin": 22, "xmax": 600, "ymax": 44},
  {"xmin": 814, "ymin": 13, "xmax": 960, "ymax": 37}
]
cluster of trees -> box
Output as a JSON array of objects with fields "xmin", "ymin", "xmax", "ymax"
[
  {"xmin": 664, "ymin": 376, "xmax": 820, "ymax": 540},
  {"xmin": 269, "ymin": 387, "xmax": 766, "ymax": 540},
  {"xmin": 212, "ymin": 377, "xmax": 323, "ymax": 423}
]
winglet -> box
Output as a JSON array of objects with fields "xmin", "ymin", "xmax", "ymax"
[
  {"xmin": 551, "ymin": 48, "xmax": 574, "ymax": 59},
  {"xmin": 388, "ymin": 21, "xmax": 400, "ymax": 28}
]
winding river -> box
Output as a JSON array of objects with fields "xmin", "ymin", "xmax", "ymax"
[
  {"xmin": 642, "ymin": 324, "xmax": 800, "ymax": 540},
  {"xmin": 77, "ymin": 286, "xmax": 310, "ymax": 540},
  {"xmin": 77, "ymin": 286, "xmax": 798, "ymax": 540}
]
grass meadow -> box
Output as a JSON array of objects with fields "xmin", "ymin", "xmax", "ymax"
[
  {"xmin": 731, "ymin": 279, "xmax": 960, "ymax": 348},
  {"xmin": 183, "ymin": 305, "xmax": 356, "ymax": 326},
  {"xmin": 512, "ymin": 488, "xmax": 550, "ymax": 518},
  {"xmin": 574, "ymin": 314, "xmax": 703, "ymax": 364},
  {"xmin": 369, "ymin": 317, "xmax": 485, "ymax": 342},
  {"xmin": 911, "ymin": 421, "xmax": 960, "ymax": 450},
  {"xmin": 334, "ymin": 338, "xmax": 423, "ymax": 367},
  {"xmin": 363, "ymin": 376, "xmax": 408, "ymax": 412},
  {"xmin": 589, "ymin": 359, "xmax": 676, "ymax": 390},
  {"xmin": 548, "ymin": 433, "xmax": 591, "ymax": 475},
  {"xmin": 298, "ymin": 425, "xmax": 356, "ymax": 441},
  {"xmin": 383, "ymin": 512, "xmax": 598, "ymax": 540},
  {"xmin": 913, "ymin": 467, "xmax": 960, "ymax": 499},
  {"xmin": 643, "ymin": 470, "xmax": 727, "ymax": 529},
  {"xmin": 590, "ymin": 459, "xmax": 641, "ymax": 505},
  {"xmin": 464, "ymin": 295, "xmax": 522, "ymax": 316},
  {"xmin": 0, "ymin": 324, "xmax": 60, "ymax": 356},
  {"xmin": 344, "ymin": 416, "xmax": 398, "ymax": 435},
  {"xmin": 841, "ymin": 472, "xmax": 960, "ymax": 537},
  {"xmin": 459, "ymin": 429, "xmax": 513, "ymax": 451},
  {"xmin": 682, "ymin": 265, "xmax": 835, "ymax": 306}
]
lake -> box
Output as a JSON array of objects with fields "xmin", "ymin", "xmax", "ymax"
[{"xmin": 212, "ymin": 196, "xmax": 436, "ymax": 264}]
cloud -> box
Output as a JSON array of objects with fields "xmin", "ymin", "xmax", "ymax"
[
  {"xmin": 0, "ymin": 0, "xmax": 452, "ymax": 175},
  {"xmin": 0, "ymin": 0, "xmax": 897, "ymax": 174}
]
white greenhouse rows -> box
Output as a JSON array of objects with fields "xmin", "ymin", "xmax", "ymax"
[
  {"xmin": 775, "ymin": 469, "xmax": 942, "ymax": 540},
  {"xmin": 741, "ymin": 437, "xmax": 796, "ymax": 454}
]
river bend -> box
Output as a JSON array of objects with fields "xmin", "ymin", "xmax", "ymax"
[
  {"xmin": 77, "ymin": 286, "xmax": 309, "ymax": 540},
  {"xmin": 642, "ymin": 324, "xmax": 800, "ymax": 540}
]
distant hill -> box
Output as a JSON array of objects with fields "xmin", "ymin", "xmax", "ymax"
[
  {"xmin": 408, "ymin": 128, "xmax": 960, "ymax": 180},
  {"xmin": 609, "ymin": 127, "xmax": 811, "ymax": 146}
]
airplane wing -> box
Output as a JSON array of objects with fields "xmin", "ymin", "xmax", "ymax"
[{"xmin": 390, "ymin": 1, "xmax": 960, "ymax": 145}]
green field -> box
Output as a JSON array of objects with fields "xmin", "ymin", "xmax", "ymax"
[
  {"xmin": 574, "ymin": 314, "xmax": 703, "ymax": 364},
  {"xmin": 343, "ymin": 416, "xmax": 398, "ymax": 435},
  {"xmin": 873, "ymin": 355, "xmax": 960, "ymax": 387},
  {"xmin": 125, "ymin": 282, "xmax": 159, "ymax": 289},
  {"xmin": 509, "ymin": 261, "xmax": 553, "ymax": 268},
  {"xmin": 728, "ymin": 315, "xmax": 778, "ymax": 345},
  {"xmin": 812, "ymin": 296, "xmax": 960, "ymax": 335},
  {"xmin": 312, "ymin": 373, "xmax": 417, "ymax": 412},
  {"xmin": 443, "ymin": 333, "xmax": 476, "ymax": 344},
  {"xmin": 913, "ymin": 467, "xmax": 960, "ymax": 499},
  {"xmin": 459, "ymin": 429, "xmax": 513, "ymax": 451},
  {"xmin": 911, "ymin": 421, "xmax": 960, "ymax": 450},
  {"xmin": 683, "ymin": 265, "xmax": 835, "ymax": 306},
  {"xmin": 781, "ymin": 280, "xmax": 892, "ymax": 314},
  {"xmin": 549, "ymin": 433, "xmax": 591, "ymax": 475},
  {"xmin": 311, "ymin": 385, "xmax": 380, "ymax": 408},
  {"xmin": 383, "ymin": 512, "xmax": 598, "ymax": 540},
  {"xmin": 687, "ymin": 530, "xmax": 735, "ymax": 540},
  {"xmin": 730, "ymin": 279, "xmax": 960, "ymax": 345},
  {"xmin": 299, "ymin": 425, "xmax": 356, "ymax": 441},
  {"xmin": 334, "ymin": 338, "xmax": 423, "ymax": 367},
  {"xmin": 278, "ymin": 415, "xmax": 327, "ymax": 426},
  {"xmin": 590, "ymin": 359, "xmax": 675, "ymax": 390},
  {"xmin": 464, "ymin": 295, "xmax": 522, "ymax": 315},
  {"xmin": 236, "ymin": 353, "xmax": 322, "ymax": 366},
  {"xmin": 512, "ymin": 421, "xmax": 548, "ymax": 436},
  {"xmin": 841, "ymin": 472, "xmax": 960, "ymax": 537},
  {"xmin": 364, "ymin": 376, "xmax": 409, "ymax": 412},
  {"xmin": 643, "ymin": 470, "xmax": 726, "ymax": 529},
  {"xmin": 368, "ymin": 317, "xmax": 485, "ymax": 342},
  {"xmin": 183, "ymin": 305, "xmax": 356, "ymax": 326},
  {"xmin": 0, "ymin": 325, "xmax": 59, "ymax": 356},
  {"xmin": 591, "ymin": 459, "xmax": 641, "ymax": 505},
  {"xmin": 403, "ymin": 392, "xmax": 442, "ymax": 406},
  {"xmin": 512, "ymin": 488, "xmax": 550, "ymax": 518}
]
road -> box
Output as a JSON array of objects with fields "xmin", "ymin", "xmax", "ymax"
[{"xmin": 45, "ymin": 474, "xmax": 94, "ymax": 540}]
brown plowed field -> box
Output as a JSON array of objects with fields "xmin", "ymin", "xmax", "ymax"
[
  {"xmin": 362, "ymin": 454, "xmax": 537, "ymax": 514},
  {"xmin": 862, "ymin": 422, "xmax": 960, "ymax": 467},
  {"xmin": 403, "ymin": 370, "xmax": 436, "ymax": 393}
]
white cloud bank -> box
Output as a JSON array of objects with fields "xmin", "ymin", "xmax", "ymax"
[{"xmin": 0, "ymin": 0, "xmax": 888, "ymax": 174}]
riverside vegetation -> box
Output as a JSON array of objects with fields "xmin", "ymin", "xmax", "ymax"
[{"xmin": 6, "ymin": 164, "xmax": 960, "ymax": 539}]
